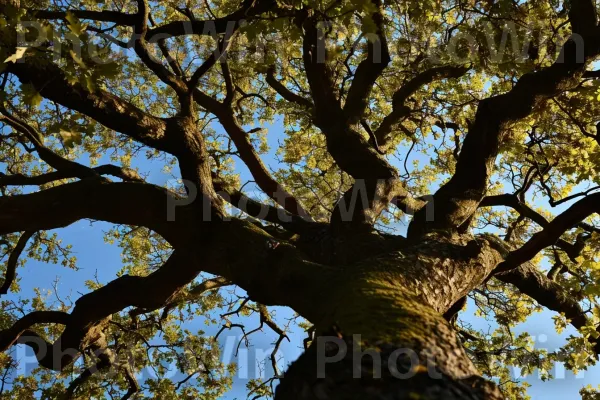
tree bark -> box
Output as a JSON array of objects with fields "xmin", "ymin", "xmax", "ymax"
[{"xmin": 275, "ymin": 234, "xmax": 505, "ymax": 399}]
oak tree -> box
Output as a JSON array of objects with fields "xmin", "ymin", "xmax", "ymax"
[{"xmin": 1, "ymin": 0, "xmax": 600, "ymax": 398}]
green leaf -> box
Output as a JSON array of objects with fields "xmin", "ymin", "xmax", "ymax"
[
  {"xmin": 80, "ymin": 74, "xmax": 96, "ymax": 92},
  {"xmin": 21, "ymin": 83, "xmax": 43, "ymax": 108},
  {"xmin": 93, "ymin": 61, "xmax": 121, "ymax": 80},
  {"xmin": 361, "ymin": 15, "xmax": 377, "ymax": 34},
  {"xmin": 59, "ymin": 129, "xmax": 83, "ymax": 148},
  {"xmin": 65, "ymin": 12, "xmax": 88, "ymax": 37},
  {"xmin": 3, "ymin": 46, "xmax": 27, "ymax": 63},
  {"xmin": 69, "ymin": 49, "xmax": 86, "ymax": 69}
]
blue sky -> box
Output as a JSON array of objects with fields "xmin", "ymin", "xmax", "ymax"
[{"xmin": 5, "ymin": 117, "xmax": 600, "ymax": 399}]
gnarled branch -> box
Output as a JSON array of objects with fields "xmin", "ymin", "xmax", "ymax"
[
  {"xmin": 373, "ymin": 65, "xmax": 470, "ymax": 150},
  {"xmin": 0, "ymin": 180, "xmax": 187, "ymax": 245},
  {"xmin": 409, "ymin": 1, "xmax": 600, "ymax": 238},
  {"xmin": 6, "ymin": 56, "xmax": 172, "ymax": 154},
  {"xmin": 342, "ymin": 0, "xmax": 390, "ymax": 125},
  {"xmin": 0, "ymin": 231, "xmax": 35, "ymax": 295},
  {"xmin": 495, "ymin": 193, "xmax": 600, "ymax": 273}
]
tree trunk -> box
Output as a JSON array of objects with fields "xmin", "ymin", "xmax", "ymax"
[{"xmin": 275, "ymin": 233, "xmax": 506, "ymax": 400}]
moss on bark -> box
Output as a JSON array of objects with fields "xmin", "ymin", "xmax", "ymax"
[{"xmin": 275, "ymin": 234, "xmax": 506, "ymax": 399}]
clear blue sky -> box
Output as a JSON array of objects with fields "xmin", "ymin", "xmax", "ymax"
[{"xmin": 6, "ymin": 117, "xmax": 600, "ymax": 399}]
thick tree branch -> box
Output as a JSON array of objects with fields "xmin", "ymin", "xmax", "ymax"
[
  {"xmin": 409, "ymin": 1, "xmax": 600, "ymax": 238},
  {"xmin": 156, "ymin": 38, "xmax": 184, "ymax": 77},
  {"xmin": 200, "ymin": 218, "xmax": 338, "ymax": 321},
  {"xmin": 342, "ymin": 0, "xmax": 390, "ymax": 124},
  {"xmin": 0, "ymin": 252, "xmax": 205, "ymax": 371},
  {"xmin": 0, "ymin": 165, "xmax": 143, "ymax": 187},
  {"xmin": 185, "ymin": 60, "xmax": 312, "ymax": 218},
  {"xmin": 160, "ymin": 276, "xmax": 231, "ymax": 319},
  {"xmin": 0, "ymin": 109, "xmax": 144, "ymax": 186},
  {"xmin": 583, "ymin": 69, "xmax": 600, "ymax": 78},
  {"xmin": 0, "ymin": 180, "xmax": 187, "ymax": 245},
  {"xmin": 295, "ymin": 11, "xmax": 397, "ymax": 190},
  {"xmin": 266, "ymin": 66, "xmax": 314, "ymax": 110},
  {"xmin": 0, "ymin": 225, "xmax": 333, "ymax": 374},
  {"xmin": 5, "ymin": 57, "xmax": 172, "ymax": 153},
  {"xmin": 568, "ymin": 0, "xmax": 598, "ymax": 35},
  {"xmin": 291, "ymin": 16, "xmax": 466, "ymax": 226},
  {"xmin": 480, "ymin": 193, "xmax": 596, "ymax": 259},
  {"xmin": 213, "ymin": 115, "xmax": 313, "ymax": 218},
  {"xmin": 0, "ymin": 231, "xmax": 34, "ymax": 295},
  {"xmin": 0, "ymin": 311, "xmax": 71, "ymax": 356},
  {"xmin": 214, "ymin": 178, "xmax": 321, "ymax": 233},
  {"xmin": 0, "ymin": 109, "xmax": 100, "ymax": 180},
  {"xmin": 288, "ymin": 12, "xmax": 423, "ymax": 227},
  {"xmin": 188, "ymin": 36, "xmax": 234, "ymax": 92},
  {"xmin": 132, "ymin": 0, "xmax": 188, "ymax": 98},
  {"xmin": 495, "ymin": 193, "xmax": 600, "ymax": 273},
  {"xmin": 32, "ymin": 9, "xmax": 135, "ymax": 26},
  {"xmin": 373, "ymin": 65, "xmax": 470, "ymax": 149},
  {"xmin": 300, "ymin": 14, "xmax": 341, "ymax": 115},
  {"xmin": 221, "ymin": 61, "xmax": 235, "ymax": 106},
  {"xmin": 121, "ymin": 366, "xmax": 140, "ymax": 400},
  {"xmin": 146, "ymin": 0, "xmax": 275, "ymax": 40},
  {"xmin": 496, "ymin": 263, "xmax": 597, "ymax": 351},
  {"xmin": 62, "ymin": 348, "xmax": 119, "ymax": 400},
  {"xmin": 32, "ymin": 0, "xmax": 275, "ymax": 41},
  {"xmin": 94, "ymin": 11, "xmax": 312, "ymax": 219}
]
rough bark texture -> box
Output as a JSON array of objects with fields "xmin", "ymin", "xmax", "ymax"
[
  {"xmin": 276, "ymin": 338, "xmax": 502, "ymax": 400},
  {"xmin": 1, "ymin": 0, "xmax": 600, "ymax": 398},
  {"xmin": 275, "ymin": 234, "xmax": 505, "ymax": 399}
]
